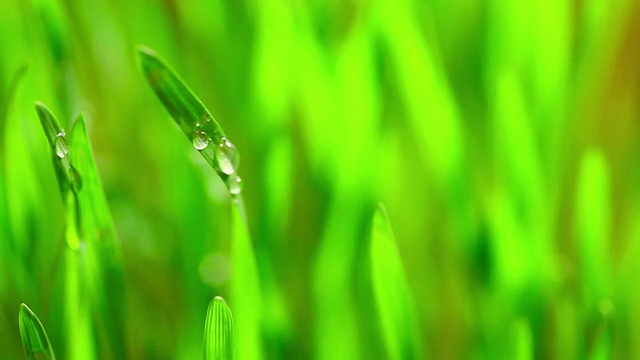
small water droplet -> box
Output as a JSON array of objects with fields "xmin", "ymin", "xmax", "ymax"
[
  {"xmin": 70, "ymin": 166, "xmax": 83, "ymax": 193},
  {"xmin": 196, "ymin": 115, "xmax": 210, "ymax": 128},
  {"xmin": 192, "ymin": 130, "xmax": 210, "ymax": 150},
  {"xmin": 54, "ymin": 134, "xmax": 69, "ymax": 158},
  {"xmin": 227, "ymin": 175, "xmax": 242, "ymax": 195},
  {"xmin": 215, "ymin": 137, "xmax": 239, "ymax": 175}
]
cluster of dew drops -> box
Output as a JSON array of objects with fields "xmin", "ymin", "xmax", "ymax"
[{"xmin": 191, "ymin": 117, "xmax": 242, "ymax": 195}]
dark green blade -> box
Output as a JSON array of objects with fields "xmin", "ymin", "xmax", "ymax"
[
  {"xmin": 204, "ymin": 296, "xmax": 234, "ymax": 360},
  {"xmin": 18, "ymin": 303, "xmax": 56, "ymax": 360},
  {"xmin": 137, "ymin": 45, "xmax": 240, "ymax": 185},
  {"xmin": 34, "ymin": 101, "xmax": 80, "ymax": 195}
]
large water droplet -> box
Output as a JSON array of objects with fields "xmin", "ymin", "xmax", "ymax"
[
  {"xmin": 55, "ymin": 133, "xmax": 69, "ymax": 158},
  {"xmin": 215, "ymin": 137, "xmax": 239, "ymax": 175},
  {"xmin": 227, "ymin": 175, "xmax": 242, "ymax": 195},
  {"xmin": 192, "ymin": 130, "xmax": 210, "ymax": 150}
]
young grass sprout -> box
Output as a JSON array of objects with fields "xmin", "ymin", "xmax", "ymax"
[
  {"xmin": 204, "ymin": 296, "xmax": 234, "ymax": 360},
  {"xmin": 18, "ymin": 303, "xmax": 56, "ymax": 360}
]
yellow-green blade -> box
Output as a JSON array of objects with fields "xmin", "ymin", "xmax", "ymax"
[
  {"xmin": 204, "ymin": 296, "xmax": 234, "ymax": 360},
  {"xmin": 231, "ymin": 200, "xmax": 264, "ymax": 360},
  {"xmin": 370, "ymin": 203, "xmax": 421, "ymax": 360},
  {"xmin": 18, "ymin": 303, "xmax": 56, "ymax": 360}
]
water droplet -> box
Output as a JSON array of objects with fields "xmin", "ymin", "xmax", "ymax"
[
  {"xmin": 227, "ymin": 175, "xmax": 242, "ymax": 195},
  {"xmin": 70, "ymin": 166, "xmax": 83, "ymax": 193},
  {"xmin": 192, "ymin": 130, "xmax": 210, "ymax": 150},
  {"xmin": 215, "ymin": 137, "xmax": 239, "ymax": 175},
  {"xmin": 54, "ymin": 134, "xmax": 69, "ymax": 158},
  {"xmin": 67, "ymin": 238, "xmax": 86, "ymax": 252},
  {"xmin": 196, "ymin": 115, "xmax": 210, "ymax": 128}
]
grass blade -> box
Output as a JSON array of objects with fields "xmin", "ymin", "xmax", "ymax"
[
  {"xmin": 69, "ymin": 115, "xmax": 126, "ymax": 359},
  {"xmin": 230, "ymin": 201, "xmax": 263, "ymax": 360},
  {"xmin": 34, "ymin": 101, "xmax": 80, "ymax": 196},
  {"xmin": 137, "ymin": 45, "xmax": 240, "ymax": 188},
  {"xmin": 137, "ymin": 45, "xmax": 263, "ymax": 359},
  {"xmin": 18, "ymin": 303, "xmax": 56, "ymax": 360},
  {"xmin": 204, "ymin": 296, "xmax": 234, "ymax": 360},
  {"xmin": 34, "ymin": 104, "xmax": 125, "ymax": 358},
  {"xmin": 370, "ymin": 203, "xmax": 421, "ymax": 360}
]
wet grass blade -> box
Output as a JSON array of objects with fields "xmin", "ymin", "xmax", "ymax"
[
  {"xmin": 34, "ymin": 104, "xmax": 125, "ymax": 358},
  {"xmin": 137, "ymin": 45, "xmax": 240, "ymax": 188},
  {"xmin": 34, "ymin": 101, "xmax": 80, "ymax": 196},
  {"xmin": 137, "ymin": 45, "xmax": 262, "ymax": 359},
  {"xmin": 18, "ymin": 303, "xmax": 56, "ymax": 360},
  {"xmin": 204, "ymin": 296, "xmax": 234, "ymax": 360},
  {"xmin": 370, "ymin": 203, "xmax": 421, "ymax": 360}
]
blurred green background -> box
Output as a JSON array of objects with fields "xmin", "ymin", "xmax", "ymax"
[{"xmin": 2, "ymin": 0, "xmax": 640, "ymax": 358}]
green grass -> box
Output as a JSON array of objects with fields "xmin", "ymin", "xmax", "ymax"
[
  {"xmin": 18, "ymin": 303, "xmax": 55, "ymax": 360},
  {"xmin": 1, "ymin": 1, "xmax": 639, "ymax": 359},
  {"xmin": 204, "ymin": 296, "xmax": 233, "ymax": 360},
  {"xmin": 138, "ymin": 46, "xmax": 263, "ymax": 359},
  {"xmin": 370, "ymin": 203, "xmax": 421, "ymax": 360}
]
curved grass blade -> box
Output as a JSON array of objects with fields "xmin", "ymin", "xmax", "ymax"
[
  {"xmin": 137, "ymin": 45, "xmax": 240, "ymax": 189},
  {"xmin": 204, "ymin": 296, "xmax": 234, "ymax": 360},
  {"xmin": 18, "ymin": 303, "xmax": 56, "ymax": 360},
  {"xmin": 370, "ymin": 203, "xmax": 421, "ymax": 360},
  {"xmin": 137, "ymin": 45, "xmax": 263, "ymax": 359}
]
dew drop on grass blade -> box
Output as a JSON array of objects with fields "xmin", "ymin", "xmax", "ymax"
[
  {"xmin": 370, "ymin": 203, "xmax": 421, "ymax": 360},
  {"xmin": 204, "ymin": 296, "xmax": 234, "ymax": 360},
  {"xmin": 136, "ymin": 45, "xmax": 241, "ymax": 185},
  {"xmin": 18, "ymin": 303, "xmax": 56, "ymax": 360},
  {"xmin": 34, "ymin": 102, "xmax": 80, "ymax": 196}
]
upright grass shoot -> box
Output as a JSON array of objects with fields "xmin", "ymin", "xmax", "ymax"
[
  {"xmin": 204, "ymin": 296, "xmax": 234, "ymax": 360},
  {"xmin": 137, "ymin": 45, "xmax": 263, "ymax": 360},
  {"xmin": 18, "ymin": 303, "xmax": 56, "ymax": 360}
]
